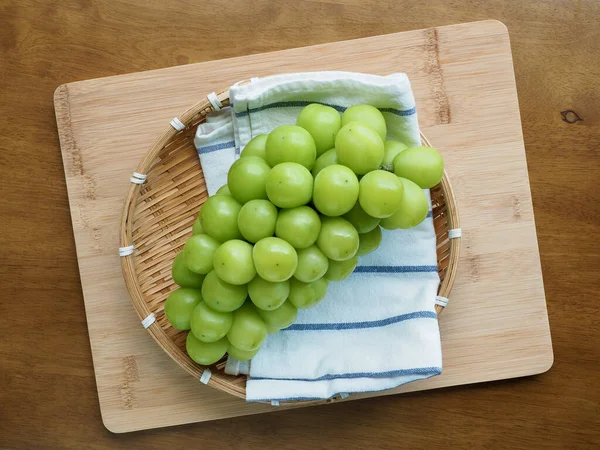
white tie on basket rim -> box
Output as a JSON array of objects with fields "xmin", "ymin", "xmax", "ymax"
[
  {"xmin": 118, "ymin": 245, "xmax": 135, "ymax": 256},
  {"xmin": 207, "ymin": 92, "xmax": 223, "ymax": 111},
  {"xmin": 434, "ymin": 227, "xmax": 461, "ymax": 308},
  {"xmin": 129, "ymin": 172, "xmax": 147, "ymax": 185},
  {"xmin": 170, "ymin": 117, "xmax": 185, "ymax": 131},
  {"xmin": 435, "ymin": 296, "xmax": 449, "ymax": 307},
  {"xmin": 141, "ymin": 313, "xmax": 156, "ymax": 329},
  {"xmin": 169, "ymin": 92, "xmax": 224, "ymax": 135},
  {"xmin": 200, "ymin": 369, "xmax": 212, "ymax": 384},
  {"xmin": 448, "ymin": 228, "xmax": 462, "ymax": 239}
]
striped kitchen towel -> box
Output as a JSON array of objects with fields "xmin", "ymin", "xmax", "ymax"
[
  {"xmin": 195, "ymin": 72, "xmax": 442, "ymax": 402},
  {"xmin": 193, "ymin": 110, "xmax": 236, "ymax": 196}
]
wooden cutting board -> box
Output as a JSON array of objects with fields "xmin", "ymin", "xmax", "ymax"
[{"xmin": 54, "ymin": 20, "xmax": 552, "ymax": 433}]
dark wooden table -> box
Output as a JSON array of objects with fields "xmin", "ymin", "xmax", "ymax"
[{"xmin": 1, "ymin": 1, "xmax": 599, "ymax": 448}]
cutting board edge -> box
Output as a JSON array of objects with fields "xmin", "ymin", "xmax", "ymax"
[
  {"xmin": 52, "ymin": 19, "xmax": 554, "ymax": 433},
  {"xmin": 54, "ymin": 83, "xmax": 116, "ymax": 426}
]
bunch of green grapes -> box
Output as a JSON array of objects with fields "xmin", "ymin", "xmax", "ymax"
[{"xmin": 166, "ymin": 103, "xmax": 444, "ymax": 365}]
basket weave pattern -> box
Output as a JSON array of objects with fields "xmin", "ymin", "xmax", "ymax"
[{"xmin": 120, "ymin": 90, "xmax": 460, "ymax": 401}]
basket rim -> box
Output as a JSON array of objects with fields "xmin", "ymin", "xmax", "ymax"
[{"xmin": 119, "ymin": 89, "xmax": 461, "ymax": 402}]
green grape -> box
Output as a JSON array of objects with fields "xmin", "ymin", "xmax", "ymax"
[
  {"xmin": 227, "ymin": 340, "xmax": 260, "ymax": 360},
  {"xmin": 192, "ymin": 218, "xmax": 204, "ymax": 235},
  {"xmin": 382, "ymin": 139, "xmax": 408, "ymax": 166},
  {"xmin": 241, "ymin": 134, "xmax": 268, "ymax": 160},
  {"xmin": 227, "ymin": 156, "xmax": 270, "ymax": 204},
  {"xmin": 257, "ymin": 300, "xmax": 298, "ymax": 332},
  {"xmin": 186, "ymin": 333, "xmax": 228, "ymax": 365},
  {"xmin": 341, "ymin": 104, "xmax": 387, "ymax": 140},
  {"xmin": 357, "ymin": 226, "xmax": 382, "ymax": 256},
  {"xmin": 199, "ymin": 195, "xmax": 242, "ymax": 242},
  {"xmin": 253, "ymin": 237, "xmax": 298, "ymax": 282},
  {"xmin": 311, "ymin": 148, "xmax": 339, "ymax": 177},
  {"xmin": 358, "ymin": 170, "xmax": 404, "ymax": 218},
  {"xmin": 248, "ymin": 276, "xmax": 290, "ymax": 311},
  {"xmin": 212, "ymin": 239, "xmax": 256, "ymax": 285},
  {"xmin": 316, "ymin": 216, "xmax": 359, "ymax": 261},
  {"xmin": 296, "ymin": 104, "xmax": 342, "ymax": 156},
  {"xmin": 312, "ymin": 276, "xmax": 329, "ymax": 301},
  {"xmin": 335, "ymin": 121, "xmax": 384, "ymax": 175},
  {"xmin": 294, "ymin": 245, "xmax": 329, "ymax": 283},
  {"xmin": 237, "ymin": 199, "xmax": 277, "ymax": 243},
  {"xmin": 190, "ymin": 301, "xmax": 233, "ymax": 343},
  {"xmin": 325, "ymin": 255, "xmax": 358, "ymax": 281},
  {"xmin": 201, "ymin": 270, "xmax": 247, "ymax": 312},
  {"xmin": 313, "ymin": 164, "xmax": 359, "ymax": 216},
  {"xmin": 380, "ymin": 178, "xmax": 429, "ymax": 229},
  {"xmin": 288, "ymin": 277, "xmax": 328, "ymax": 309},
  {"xmin": 343, "ymin": 201, "xmax": 380, "ymax": 233},
  {"xmin": 215, "ymin": 184, "xmax": 231, "ymax": 196},
  {"xmin": 265, "ymin": 125, "xmax": 317, "ymax": 170},
  {"xmin": 275, "ymin": 206, "xmax": 321, "ymax": 249},
  {"xmin": 227, "ymin": 302, "xmax": 267, "ymax": 351},
  {"xmin": 164, "ymin": 288, "xmax": 203, "ymax": 330},
  {"xmin": 183, "ymin": 234, "xmax": 220, "ymax": 274},
  {"xmin": 266, "ymin": 162, "xmax": 313, "ymax": 208},
  {"xmin": 393, "ymin": 146, "xmax": 444, "ymax": 189},
  {"xmin": 171, "ymin": 252, "xmax": 205, "ymax": 288}
]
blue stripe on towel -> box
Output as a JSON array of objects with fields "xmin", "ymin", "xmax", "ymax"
[
  {"xmin": 198, "ymin": 140, "xmax": 236, "ymax": 154},
  {"xmin": 283, "ymin": 310, "xmax": 436, "ymax": 331},
  {"xmin": 248, "ymin": 368, "xmax": 443, "ymax": 402},
  {"xmin": 235, "ymin": 101, "xmax": 416, "ymax": 118},
  {"xmin": 380, "ymin": 106, "xmax": 417, "ymax": 116},
  {"xmin": 353, "ymin": 265, "xmax": 438, "ymax": 273},
  {"xmin": 251, "ymin": 367, "xmax": 442, "ymax": 382}
]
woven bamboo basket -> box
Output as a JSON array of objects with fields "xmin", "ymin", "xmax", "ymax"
[{"xmin": 120, "ymin": 88, "xmax": 461, "ymax": 403}]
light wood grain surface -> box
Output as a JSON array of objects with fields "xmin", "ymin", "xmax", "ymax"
[
  {"xmin": 1, "ymin": 0, "xmax": 599, "ymax": 448},
  {"xmin": 54, "ymin": 20, "xmax": 551, "ymax": 433}
]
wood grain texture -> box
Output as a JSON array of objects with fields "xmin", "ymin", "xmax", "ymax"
[
  {"xmin": 52, "ymin": 20, "xmax": 551, "ymax": 432},
  {"xmin": 1, "ymin": 0, "xmax": 599, "ymax": 448}
]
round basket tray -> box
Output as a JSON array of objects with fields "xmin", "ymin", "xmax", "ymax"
[{"xmin": 120, "ymin": 89, "xmax": 461, "ymax": 403}]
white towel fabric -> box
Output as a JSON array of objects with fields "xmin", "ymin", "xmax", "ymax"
[
  {"xmin": 193, "ymin": 111, "xmax": 236, "ymax": 196},
  {"xmin": 194, "ymin": 72, "xmax": 441, "ymax": 402}
]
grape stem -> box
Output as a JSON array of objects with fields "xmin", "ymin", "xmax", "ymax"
[{"xmin": 380, "ymin": 164, "xmax": 394, "ymax": 173}]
